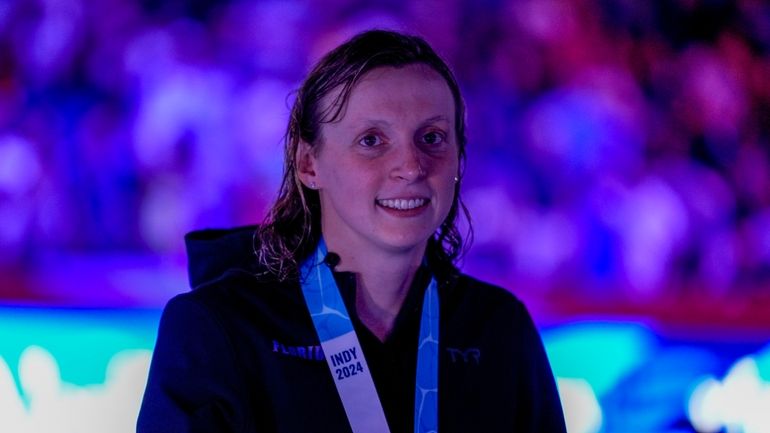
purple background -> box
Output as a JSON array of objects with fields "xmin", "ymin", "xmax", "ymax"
[{"xmin": 1, "ymin": 1, "xmax": 769, "ymax": 328}]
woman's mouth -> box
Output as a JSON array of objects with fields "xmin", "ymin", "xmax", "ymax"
[{"xmin": 376, "ymin": 198, "xmax": 429, "ymax": 210}]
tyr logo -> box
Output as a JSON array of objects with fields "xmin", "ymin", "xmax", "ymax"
[{"xmin": 446, "ymin": 347, "xmax": 481, "ymax": 364}]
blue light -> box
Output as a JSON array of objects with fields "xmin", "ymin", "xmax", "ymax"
[
  {"xmin": 755, "ymin": 343, "xmax": 770, "ymax": 382},
  {"xmin": 0, "ymin": 306, "xmax": 160, "ymax": 391},
  {"xmin": 542, "ymin": 320, "xmax": 656, "ymax": 397}
]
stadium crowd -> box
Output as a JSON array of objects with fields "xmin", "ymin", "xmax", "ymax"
[{"xmin": 1, "ymin": 0, "xmax": 768, "ymax": 308}]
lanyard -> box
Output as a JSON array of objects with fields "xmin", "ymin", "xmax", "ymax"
[{"xmin": 299, "ymin": 238, "xmax": 439, "ymax": 433}]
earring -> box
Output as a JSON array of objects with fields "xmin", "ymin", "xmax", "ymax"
[
  {"xmin": 310, "ymin": 181, "xmax": 317, "ymax": 189},
  {"xmin": 453, "ymin": 176, "xmax": 459, "ymax": 183}
]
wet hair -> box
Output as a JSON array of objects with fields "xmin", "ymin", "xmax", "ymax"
[{"xmin": 255, "ymin": 29, "xmax": 472, "ymax": 280}]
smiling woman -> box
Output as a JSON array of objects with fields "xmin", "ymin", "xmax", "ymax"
[
  {"xmin": 297, "ymin": 65, "xmax": 459, "ymax": 311},
  {"xmin": 137, "ymin": 30, "xmax": 567, "ymax": 433}
]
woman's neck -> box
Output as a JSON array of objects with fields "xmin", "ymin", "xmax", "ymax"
[{"xmin": 325, "ymin": 237, "xmax": 426, "ymax": 341}]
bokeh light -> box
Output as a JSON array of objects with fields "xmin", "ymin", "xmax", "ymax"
[{"xmin": 1, "ymin": 0, "xmax": 769, "ymax": 431}]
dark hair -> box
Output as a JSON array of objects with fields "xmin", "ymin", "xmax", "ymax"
[{"xmin": 256, "ymin": 29, "xmax": 472, "ymax": 280}]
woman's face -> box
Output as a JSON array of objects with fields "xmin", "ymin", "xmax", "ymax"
[{"xmin": 300, "ymin": 64, "xmax": 459, "ymax": 257}]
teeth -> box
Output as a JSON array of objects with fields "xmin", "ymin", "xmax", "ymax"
[{"xmin": 377, "ymin": 198, "xmax": 427, "ymax": 210}]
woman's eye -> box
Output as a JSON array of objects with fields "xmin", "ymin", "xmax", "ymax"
[
  {"xmin": 422, "ymin": 131, "xmax": 445, "ymax": 146},
  {"xmin": 359, "ymin": 134, "xmax": 382, "ymax": 147}
]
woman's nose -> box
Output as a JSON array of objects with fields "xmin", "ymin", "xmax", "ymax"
[{"xmin": 391, "ymin": 143, "xmax": 425, "ymax": 181}]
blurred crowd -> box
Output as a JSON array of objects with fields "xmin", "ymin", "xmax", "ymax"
[{"xmin": 1, "ymin": 0, "xmax": 768, "ymax": 304}]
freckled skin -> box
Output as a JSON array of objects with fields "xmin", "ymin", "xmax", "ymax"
[{"xmin": 301, "ymin": 64, "xmax": 459, "ymax": 260}]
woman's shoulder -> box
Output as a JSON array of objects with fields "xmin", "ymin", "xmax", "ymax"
[
  {"xmin": 165, "ymin": 223, "xmax": 304, "ymax": 335},
  {"xmin": 452, "ymin": 273, "xmax": 527, "ymax": 309},
  {"xmin": 443, "ymin": 272, "xmax": 537, "ymax": 331},
  {"xmin": 160, "ymin": 269, "xmax": 298, "ymax": 336},
  {"xmin": 182, "ymin": 266, "xmax": 291, "ymax": 304}
]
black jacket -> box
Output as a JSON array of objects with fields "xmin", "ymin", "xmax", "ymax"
[{"xmin": 137, "ymin": 226, "xmax": 567, "ymax": 432}]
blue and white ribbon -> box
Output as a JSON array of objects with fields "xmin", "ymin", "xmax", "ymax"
[{"xmin": 300, "ymin": 238, "xmax": 439, "ymax": 433}]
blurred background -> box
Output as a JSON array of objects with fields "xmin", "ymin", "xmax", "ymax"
[{"xmin": 1, "ymin": 0, "xmax": 769, "ymax": 431}]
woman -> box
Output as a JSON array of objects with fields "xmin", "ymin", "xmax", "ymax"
[{"xmin": 138, "ymin": 29, "xmax": 566, "ymax": 433}]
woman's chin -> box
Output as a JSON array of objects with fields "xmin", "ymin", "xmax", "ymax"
[{"xmin": 373, "ymin": 229, "xmax": 433, "ymax": 254}]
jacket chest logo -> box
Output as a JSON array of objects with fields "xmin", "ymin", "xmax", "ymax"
[
  {"xmin": 446, "ymin": 347, "xmax": 481, "ymax": 364},
  {"xmin": 272, "ymin": 340, "xmax": 325, "ymax": 361}
]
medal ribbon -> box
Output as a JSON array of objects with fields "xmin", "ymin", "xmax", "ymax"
[{"xmin": 299, "ymin": 238, "xmax": 439, "ymax": 433}]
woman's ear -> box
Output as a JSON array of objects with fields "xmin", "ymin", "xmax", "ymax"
[{"xmin": 296, "ymin": 141, "xmax": 318, "ymax": 189}]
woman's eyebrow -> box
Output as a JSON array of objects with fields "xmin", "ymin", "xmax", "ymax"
[
  {"xmin": 359, "ymin": 119, "xmax": 392, "ymax": 128},
  {"xmin": 420, "ymin": 115, "xmax": 451, "ymax": 125},
  {"xmin": 350, "ymin": 115, "xmax": 450, "ymax": 130}
]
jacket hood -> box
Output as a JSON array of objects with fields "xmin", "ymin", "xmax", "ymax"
[{"xmin": 185, "ymin": 225, "xmax": 259, "ymax": 289}]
